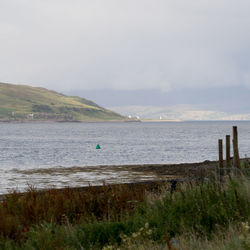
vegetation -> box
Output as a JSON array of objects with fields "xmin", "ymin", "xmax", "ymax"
[
  {"xmin": 0, "ymin": 82, "xmax": 123, "ymax": 121},
  {"xmin": 0, "ymin": 173, "xmax": 249, "ymax": 249}
]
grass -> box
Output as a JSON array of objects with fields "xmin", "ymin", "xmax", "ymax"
[
  {"xmin": 0, "ymin": 82, "xmax": 123, "ymax": 121},
  {"xmin": 0, "ymin": 173, "xmax": 249, "ymax": 249},
  {"xmin": 0, "ymin": 184, "xmax": 147, "ymax": 241}
]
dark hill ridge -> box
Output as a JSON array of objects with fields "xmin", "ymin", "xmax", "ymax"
[{"xmin": 0, "ymin": 82, "xmax": 123, "ymax": 121}]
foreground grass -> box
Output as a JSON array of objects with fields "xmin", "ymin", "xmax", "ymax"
[{"xmin": 0, "ymin": 175, "xmax": 249, "ymax": 249}]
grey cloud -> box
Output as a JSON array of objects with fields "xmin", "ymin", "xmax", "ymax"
[
  {"xmin": 0, "ymin": 0, "xmax": 250, "ymax": 92},
  {"xmin": 68, "ymin": 85, "xmax": 250, "ymax": 113}
]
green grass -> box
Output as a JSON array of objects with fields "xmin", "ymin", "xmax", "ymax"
[
  {"xmin": 0, "ymin": 175, "xmax": 249, "ymax": 249},
  {"xmin": 0, "ymin": 107, "xmax": 12, "ymax": 118},
  {"xmin": 0, "ymin": 82, "xmax": 123, "ymax": 121}
]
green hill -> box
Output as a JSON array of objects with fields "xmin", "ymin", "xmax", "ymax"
[{"xmin": 0, "ymin": 82, "xmax": 124, "ymax": 121}]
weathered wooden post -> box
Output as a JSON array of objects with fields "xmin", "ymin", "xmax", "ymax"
[
  {"xmin": 226, "ymin": 135, "xmax": 231, "ymax": 173},
  {"xmin": 218, "ymin": 139, "xmax": 224, "ymax": 176},
  {"xmin": 232, "ymin": 126, "xmax": 240, "ymax": 170}
]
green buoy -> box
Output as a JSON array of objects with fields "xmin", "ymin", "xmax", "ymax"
[{"xmin": 96, "ymin": 144, "xmax": 101, "ymax": 149}]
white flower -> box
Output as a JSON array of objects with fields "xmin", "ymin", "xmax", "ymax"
[
  {"xmin": 132, "ymin": 232, "xmax": 137, "ymax": 238},
  {"xmin": 146, "ymin": 229, "xmax": 152, "ymax": 235},
  {"xmin": 242, "ymin": 222, "xmax": 250, "ymax": 231}
]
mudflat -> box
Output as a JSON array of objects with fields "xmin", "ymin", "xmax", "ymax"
[{"xmin": 14, "ymin": 159, "xmax": 219, "ymax": 183}]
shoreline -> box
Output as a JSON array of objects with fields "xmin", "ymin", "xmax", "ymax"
[
  {"xmin": 0, "ymin": 118, "xmax": 142, "ymax": 123},
  {"xmin": 0, "ymin": 159, "xmax": 219, "ymax": 199},
  {"xmin": 1, "ymin": 119, "xmax": 250, "ymax": 123},
  {"xmin": 1, "ymin": 158, "xmax": 249, "ymax": 200},
  {"xmin": 0, "ymin": 119, "xmax": 126, "ymax": 123}
]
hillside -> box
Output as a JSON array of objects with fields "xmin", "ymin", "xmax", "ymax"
[{"xmin": 0, "ymin": 82, "xmax": 124, "ymax": 121}]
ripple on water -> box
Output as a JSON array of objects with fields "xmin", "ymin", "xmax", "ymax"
[{"xmin": 0, "ymin": 121, "xmax": 250, "ymax": 194}]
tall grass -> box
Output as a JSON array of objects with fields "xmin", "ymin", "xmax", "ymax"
[
  {"xmin": 0, "ymin": 184, "xmax": 146, "ymax": 241},
  {"xmin": 0, "ymin": 176, "xmax": 249, "ymax": 249}
]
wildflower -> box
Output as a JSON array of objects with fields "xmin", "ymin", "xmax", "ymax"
[
  {"xmin": 146, "ymin": 229, "xmax": 152, "ymax": 235},
  {"xmin": 145, "ymin": 222, "xmax": 149, "ymax": 229},
  {"xmin": 23, "ymin": 225, "xmax": 29, "ymax": 233},
  {"xmin": 103, "ymin": 246, "xmax": 115, "ymax": 250},
  {"xmin": 132, "ymin": 232, "xmax": 137, "ymax": 238},
  {"xmin": 242, "ymin": 222, "xmax": 249, "ymax": 231}
]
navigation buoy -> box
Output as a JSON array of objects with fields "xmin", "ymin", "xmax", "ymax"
[{"xmin": 96, "ymin": 144, "xmax": 101, "ymax": 149}]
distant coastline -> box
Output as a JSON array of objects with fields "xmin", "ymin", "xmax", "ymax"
[
  {"xmin": 0, "ymin": 118, "xmax": 139, "ymax": 123},
  {"xmin": 141, "ymin": 119, "xmax": 182, "ymax": 122},
  {"xmin": 1, "ymin": 118, "xmax": 250, "ymax": 123}
]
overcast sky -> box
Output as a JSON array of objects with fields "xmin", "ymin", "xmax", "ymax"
[{"xmin": 1, "ymin": 0, "xmax": 250, "ymax": 110}]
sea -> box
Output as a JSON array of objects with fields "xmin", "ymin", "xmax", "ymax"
[{"xmin": 0, "ymin": 121, "xmax": 249, "ymax": 194}]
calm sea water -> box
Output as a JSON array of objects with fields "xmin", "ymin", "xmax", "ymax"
[{"xmin": 0, "ymin": 121, "xmax": 249, "ymax": 194}]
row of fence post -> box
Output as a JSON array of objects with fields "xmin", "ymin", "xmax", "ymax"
[{"xmin": 218, "ymin": 126, "xmax": 241, "ymax": 175}]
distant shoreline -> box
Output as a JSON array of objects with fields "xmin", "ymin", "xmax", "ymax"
[
  {"xmin": 0, "ymin": 119, "xmax": 127, "ymax": 123},
  {"xmin": 141, "ymin": 119, "xmax": 182, "ymax": 122},
  {"xmin": 1, "ymin": 119, "xmax": 250, "ymax": 123}
]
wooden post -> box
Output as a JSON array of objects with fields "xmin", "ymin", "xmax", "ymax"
[
  {"xmin": 232, "ymin": 126, "xmax": 241, "ymax": 169},
  {"xmin": 218, "ymin": 139, "xmax": 223, "ymax": 176},
  {"xmin": 226, "ymin": 135, "xmax": 231, "ymax": 173}
]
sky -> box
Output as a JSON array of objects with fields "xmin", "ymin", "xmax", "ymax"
[{"xmin": 1, "ymin": 0, "xmax": 250, "ymax": 118}]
